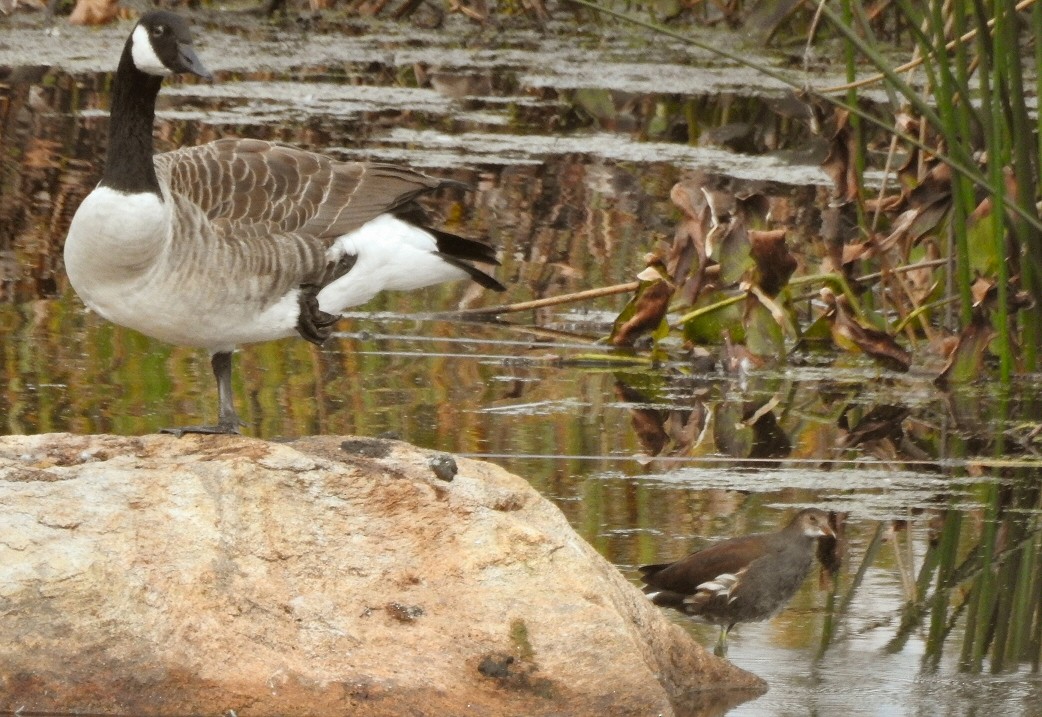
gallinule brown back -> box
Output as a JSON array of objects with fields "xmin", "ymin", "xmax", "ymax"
[{"xmin": 639, "ymin": 508, "xmax": 835, "ymax": 655}]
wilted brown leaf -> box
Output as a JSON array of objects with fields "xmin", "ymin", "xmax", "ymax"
[
  {"xmin": 748, "ymin": 229, "xmax": 796, "ymax": 296},
  {"xmin": 667, "ymin": 181, "xmax": 710, "ymax": 305},
  {"xmin": 934, "ymin": 307, "xmax": 996, "ymax": 388},
  {"xmin": 820, "ymin": 108, "xmax": 860, "ymax": 204},
  {"xmin": 69, "ymin": 0, "xmax": 124, "ymax": 25},
  {"xmin": 609, "ymin": 265, "xmax": 675, "ymax": 347},
  {"xmin": 839, "ymin": 404, "xmax": 910, "ymax": 448},
  {"xmin": 821, "ymin": 289, "xmax": 912, "ymax": 372},
  {"xmin": 970, "ymin": 275, "xmax": 1033, "ymax": 312}
]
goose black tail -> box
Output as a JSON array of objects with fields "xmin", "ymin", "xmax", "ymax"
[{"xmin": 429, "ymin": 227, "xmax": 505, "ymax": 292}]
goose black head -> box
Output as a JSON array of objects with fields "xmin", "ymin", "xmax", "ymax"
[{"xmin": 129, "ymin": 11, "xmax": 212, "ymax": 81}]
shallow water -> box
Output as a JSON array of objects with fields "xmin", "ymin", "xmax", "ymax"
[{"xmin": 2, "ymin": 11, "xmax": 1041, "ymax": 716}]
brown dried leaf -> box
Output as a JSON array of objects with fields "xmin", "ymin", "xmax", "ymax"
[
  {"xmin": 69, "ymin": 0, "xmax": 123, "ymax": 25},
  {"xmin": 609, "ymin": 267, "xmax": 675, "ymax": 347},
  {"xmin": 934, "ymin": 307, "xmax": 996, "ymax": 388},
  {"xmin": 820, "ymin": 109, "xmax": 860, "ymax": 204},
  {"xmin": 821, "ymin": 289, "xmax": 912, "ymax": 372},
  {"xmin": 748, "ymin": 229, "xmax": 796, "ymax": 296},
  {"xmin": 839, "ymin": 404, "xmax": 910, "ymax": 448},
  {"xmin": 667, "ymin": 181, "xmax": 710, "ymax": 305}
]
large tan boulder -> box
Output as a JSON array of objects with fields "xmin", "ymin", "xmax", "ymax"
[{"xmin": 0, "ymin": 433, "xmax": 764, "ymax": 716}]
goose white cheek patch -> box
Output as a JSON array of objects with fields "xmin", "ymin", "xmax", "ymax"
[{"xmin": 130, "ymin": 25, "xmax": 171, "ymax": 76}]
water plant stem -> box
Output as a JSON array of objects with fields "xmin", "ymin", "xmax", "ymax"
[{"xmin": 451, "ymin": 281, "xmax": 640, "ymax": 317}]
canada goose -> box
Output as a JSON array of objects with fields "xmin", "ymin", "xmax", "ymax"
[{"xmin": 64, "ymin": 11, "xmax": 505, "ymax": 435}]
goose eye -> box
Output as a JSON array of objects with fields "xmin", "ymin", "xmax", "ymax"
[{"xmin": 150, "ymin": 24, "xmax": 166, "ymax": 38}]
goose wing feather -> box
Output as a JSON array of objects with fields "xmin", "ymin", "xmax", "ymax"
[{"xmin": 156, "ymin": 138, "xmax": 449, "ymax": 241}]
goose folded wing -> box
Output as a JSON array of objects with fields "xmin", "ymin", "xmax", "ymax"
[{"xmin": 157, "ymin": 138, "xmax": 453, "ymax": 242}]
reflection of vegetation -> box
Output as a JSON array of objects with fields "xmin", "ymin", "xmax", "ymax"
[
  {"xmin": 583, "ymin": 0, "xmax": 1042, "ymax": 393},
  {"xmin": 822, "ymin": 477, "xmax": 1042, "ymax": 674}
]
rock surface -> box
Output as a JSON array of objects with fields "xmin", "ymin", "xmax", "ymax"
[{"xmin": 0, "ymin": 433, "xmax": 764, "ymax": 716}]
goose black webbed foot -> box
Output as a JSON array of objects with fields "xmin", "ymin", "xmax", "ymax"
[
  {"xmin": 160, "ymin": 421, "xmax": 242, "ymax": 437},
  {"xmin": 296, "ymin": 283, "xmax": 340, "ymax": 346},
  {"xmin": 159, "ymin": 351, "xmax": 244, "ymax": 437}
]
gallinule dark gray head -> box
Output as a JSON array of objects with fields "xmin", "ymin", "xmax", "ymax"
[{"xmin": 639, "ymin": 508, "xmax": 835, "ymax": 656}]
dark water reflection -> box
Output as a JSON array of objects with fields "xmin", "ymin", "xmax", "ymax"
[{"xmin": 2, "ymin": 17, "xmax": 1042, "ymax": 716}]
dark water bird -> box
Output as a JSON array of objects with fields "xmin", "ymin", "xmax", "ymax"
[
  {"xmin": 64, "ymin": 11, "xmax": 504, "ymax": 436},
  {"xmin": 639, "ymin": 508, "xmax": 835, "ymax": 656}
]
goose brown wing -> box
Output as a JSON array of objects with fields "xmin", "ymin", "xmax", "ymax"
[{"xmin": 156, "ymin": 138, "xmax": 449, "ymax": 241}]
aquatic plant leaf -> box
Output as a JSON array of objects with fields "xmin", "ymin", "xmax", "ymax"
[
  {"xmin": 609, "ymin": 266, "xmax": 675, "ymax": 347},
  {"xmin": 572, "ymin": 89, "xmax": 618, "ymax": 127},
  {"xmin": 749, "ymin": 407, "xmax": 791, "ymax": 459},
  {"xmin": 748, "ymin": 229, "xmax": 796, "ymax": 296},
  {"xmin": 821, "ymin": 290, "xmax": 911, "ymax": 372},
  {"xmin": 964, "ymin": 198, "xmax": 1001, "ymax": 277},
  {"xmin": 713, "ymin": 401, "xmax": 753, "ymax": 458},
  {"xmin": 712, "ymin": 221, "xmax": 752, "ymax": 286},
  {"xmin": 798, "ymin": 312, "xmax": 834, "ymax": 348},
  {"xmin": 681, "ymin": 290, "xmax": 744, "ymax": 346},
  {"xmin": 934, "ymin": 308, "xmax": 996, "ymax": 388},
  {"xmin": 667, "ymin": 181, "xmax": 711, "ymax": 305},
  {"xmin": 743, "ymin": 296, "xmax": 785, "ymax": 361},
  {"xmin": 714, "ymin": 398, "xmax": 790, "ymax": 460}
]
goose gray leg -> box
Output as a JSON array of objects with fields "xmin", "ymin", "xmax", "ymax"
[{"xmin": 161, "ymin": 351, "xmax": 243, "ymax": 436}]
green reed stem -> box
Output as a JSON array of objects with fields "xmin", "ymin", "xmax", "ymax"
[{"xmin": 924, "ymin": 508, "xmax": 963, "ymax": 669}]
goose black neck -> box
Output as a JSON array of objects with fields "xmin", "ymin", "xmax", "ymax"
[{"xmin": 101, "ymin": 42, "xmax": 163, "ymax": 195}]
